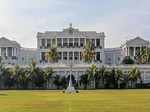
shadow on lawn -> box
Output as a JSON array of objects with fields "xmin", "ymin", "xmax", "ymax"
[{"xmin": 0, "ymin": 93, "xmax": 7, "ymax": 96}]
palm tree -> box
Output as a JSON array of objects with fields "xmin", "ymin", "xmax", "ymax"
[
  {"xmin": 115, "ymin": 68, "xmax": 123, "ymax": 88},
  {"xmin": 82, "ymin": 40, "xmax": 96, "ymax": 63},
  {"xmin": 135, "ymin": 47, "xmax": 150, "ymax": 64},
  {"xmin": 46, "ymin": 47, "xmax": 58, "ymax": 63},
  {"xmin": 3, "ymin": 68, "xmax": 15, "ymax": 89},
  {"xmin": 53, "ymin": 75, "xmax": 61, "ymax": 89},
  {"xmin": 46, "ymin": 38, "xmax": 58, "ymax": 63},
  {"xmin": 128, "ymin": 67, "xmax": 141, "ymax": 88},
  {"xmin": 96, "ymin": 66, "xmax": 106, "ymax": 88},
  {"xmin": 60, "ymin": 76, "xmax": 67, "ymax": 89},
  {"xmin": 87, "ymin": 64, "xmax": 97, "ymax": 89},
  {"xmin": 103, "ymin": 70, "xmax": 112, "ymax": 88},
  {"xmin": 28, "ymin": 60, "xmax": 46, "ymax": 88},
  {"xmin": 44, "ymin": 67, "xmax": 54, "ymax": 88},
  {"xmin": 12, "ymin": 65, "xmax": 21, "ymax": 88},
  {"xmin": 0, "ymin": 57, "xmax": 5, "ymax": 88},
  {"xmin": 80, "ymin": 73, "xmax": 88, "ymax": 89},
  {"xmin": 18, "ymin": 68, "xmax": 30, "ymax": 89}
]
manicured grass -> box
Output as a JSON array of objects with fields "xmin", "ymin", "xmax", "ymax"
[{"xmin": 0, "ymin": 90, "xmax": 150, "ymax": 112}]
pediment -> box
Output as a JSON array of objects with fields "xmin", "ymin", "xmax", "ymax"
[
  {"xmin": 126, "ymin": 37, "xmax": 149, "ymax": 46},
  {"xmin": 0, "ymin": 37, "xmax": 21, "ymax": 48}
]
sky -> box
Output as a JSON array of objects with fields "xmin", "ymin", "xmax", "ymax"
[{"xmin": 0, "ymin": 0, "xmax": 150, "ymax": 48}]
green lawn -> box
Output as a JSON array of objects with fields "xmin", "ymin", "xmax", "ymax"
[{"xmin": 0, "ymin": 90, "xmax": 150, "ymax": 112}]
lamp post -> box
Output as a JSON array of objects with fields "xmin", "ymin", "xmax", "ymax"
[{"xmin": 65, "ymin": 61, "xmax": 76, "ymax": 93}]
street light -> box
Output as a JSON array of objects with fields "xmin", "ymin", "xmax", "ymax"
[{"xmin": 65, "ymin": 61, "xmax": 76, "ymax": 93}]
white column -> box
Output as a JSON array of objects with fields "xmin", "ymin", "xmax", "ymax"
[
  {"xmin": 45, "ymin": 39, "xmax": 47, "ymax": 48},
  {"xmin": 67, "ymin": 52, "xmax": 69, "ymax": 61},
  {"xmin": 0, "ymin": 48, "xmax": 1, "ymax": 56},
  {"xmin": 6, "ymin": 48, "xmax": 8, "ymax": 57},
  {"xmin": 62, "ymin": 38, "xmax": 63, "ymax": 47},
  {"xmin": 73, "ymin": 51, "xmax": 74, "ymax": 62},
  {"xmin": 67, "ymin": 38, "xmax": 69, "ymax": 47},
  {"xmin": 12, "ymin": 48, "xmax": 13, "ymax": 56},
  {"xmin": 14, "ymin": 48, "xmax": 16, "ymax": 56},
  {"xmin": 79, "ymin": 38, "xmax": 80, "ymax": 47},
  {"xmin": 73, "ymin": 38, "xmax": 74, "ymax": 47},
  {"xmin": 56, "ymin": 38, "xmax": 57, "ymax": 46},
  {"xmin": 61, "ymin": 52, "xmax": 63, "ymax": 61},
  {"xmin": 84, "ymin": 38, "xmax": 86, "ymax": 46},
  {"xmin": 95, "ymin": 39, "xmax": 96, "ymax": 47},
  {"xmin": 79, "ymin": 51, "xmax": 80, "ymax": 62},
  {"xmin": 133, "ymin": 47, "xmax": 136, "ymax": 57}
]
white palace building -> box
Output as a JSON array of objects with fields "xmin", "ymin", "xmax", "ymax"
[{"xmin": 1, "ymin": 24, "xmax": 150, "ymax": 84}]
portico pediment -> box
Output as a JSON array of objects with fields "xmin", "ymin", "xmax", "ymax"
[
  {"xmin": 126, "ymin": 37, "xmax": 149, "ymax": 47},
  {"xmin": 0, "ymin": 37, "xmax": 21, "ymax": 48}
]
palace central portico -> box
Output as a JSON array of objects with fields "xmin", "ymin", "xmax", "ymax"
[
  {"xmin": 122, "ymin": 37, "xmax": 149, "ymax": 59},
  {"xmin": 37, "ymin": 24, "xmax": 105, "ymax": 64}
]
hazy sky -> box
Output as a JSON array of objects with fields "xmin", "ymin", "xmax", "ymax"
[{"xmin": 0, "ymin": 0, "xmax": 150, "ymax": 48}]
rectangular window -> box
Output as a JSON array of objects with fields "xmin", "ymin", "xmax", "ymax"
[
  {"xmin": 58, "ymin": 52, "xmax": 62, "ymax": 60},
  {"xmin": 74, "ymin": 38, "xmax": 79, "ymax": 47},
  {"xmin": 80, "ymin": 38, "xmax": 84, "ymax": 47},
  {"xmin": 92, "ymin": 39, "xmax": 95, "ymax": 47},
  {"xmin": 8, "ymin": 47, "xmax": 12, "ymax": 57},
  {"xmin": 96, "ymin": 52, "xmax": 100, "ymax": 61},
  {"xmin": 74, "ymin": 52, "xmax": 79, "ymax": 60},
  {"xmin": 96, "ymin": 39, "xmax": 100, "ymax": 47},
  {"xmin": 63, "ymin": 52, "xmax": 67, "ymax": 60},
  {"xmin": 69, "ymin": 38, "xmax": 73, "ymax": 47},
  {"xmin": 41, "ymin": 39, "xmax": 45, "ymax": 47},
  {"xmin": 1, "ymin": 48, "xmax": 6, "ymax": 57},
  {"xmin": 57, "ymin": 38, "xmax": 62, "ymax": 47},
  {"xmin": 63, "ymin": 38, "xmax": 68, "ymax": 47},
  {"xmin": 41, "ymin": 52, "xmax": 46, "ymax": 61},
  {"xmin": 47, "ymin": 39, "xmax": 51, "ymax": 48},
  {"xmin": 69, "ymin": 52, "xmax": 73, "ymax": 60}
]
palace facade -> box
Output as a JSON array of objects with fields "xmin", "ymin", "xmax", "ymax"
[
  {"xmin": 0, "ymin": 24, "xmax": 150, "ymax": 83},
  {"xmin": 37, "ymin": 24, "xmax": 105, "ymax": 64}
]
